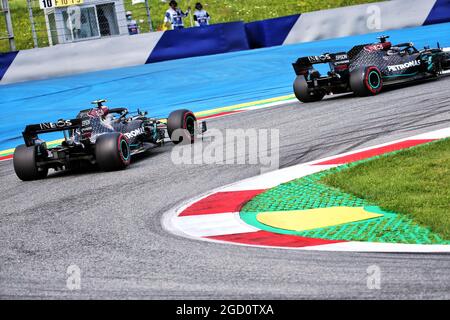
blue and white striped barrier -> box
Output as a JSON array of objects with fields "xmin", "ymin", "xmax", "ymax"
[{"xmin": 283, "ymin": 0, "xmax": 449, "ymax": 44}]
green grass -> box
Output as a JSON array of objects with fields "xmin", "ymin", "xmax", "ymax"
[
  {"xmin": 1, "ymin": 0, "xmax": 382, "ymax": 52},
  {"xmin": 320, "ymin": 139, "xmax": 450, "ymax": 239},
  {"xmin": 1, "ymin": 0, "xmax": 51, "ymax": 51}
]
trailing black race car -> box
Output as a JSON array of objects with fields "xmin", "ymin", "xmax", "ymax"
[
  {"xmin": 292, "ymin": 36, "xmax": 450, "ymax": 102},
  {"xmin": 13, "ymin": 100, "xmax": 206, "ymax": 181}
]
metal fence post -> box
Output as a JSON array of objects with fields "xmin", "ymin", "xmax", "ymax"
[
  {"xmin": 43, "ymin": 9, "xmax": 53, "ymax": 46},
  {"xmin": 1, "ymin": 0, "xmax": 16, "ymax": 51},
  {"xmin": 187, "ymin": 0, "xmax": 193, "ymax": 27},
  {"xmin": 144, "ymin": 0, "xmax": 153, "ymax": 32},
  {"xmin": 26, "ymin": 0, "xmax": 38, "ymax": 48}
]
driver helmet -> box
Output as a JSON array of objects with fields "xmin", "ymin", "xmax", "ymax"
[
  {"xmin": 100, "ymin": 106, "xmax": 109, "ymax": 117},
  {"xmin": 88, "ymin": 105, "xmax": 109, "ymax": 118}
]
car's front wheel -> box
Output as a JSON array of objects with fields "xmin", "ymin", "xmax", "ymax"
[
  {"xmin": 350, "ymin": 66, "xmax": 383, "ymax": 97},
  {"xmin": 167, "ymin": 109, "xmax": 197, "ymax": 144},
  {"xmin": 95, "ymin": 133, "xmax": 130, "ymax": 171},
  {"xmin": 13, "ymin": 144, "xmax": 48, "ymax": 181}
]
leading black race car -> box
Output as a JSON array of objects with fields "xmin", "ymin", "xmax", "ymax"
[
  {"xmin": 292, "ymin": 36, "xmax": 450, "ymax": 102},
  {"xmin": 13, "ymin": 100, "xmax": 206, "ymax": 181}
]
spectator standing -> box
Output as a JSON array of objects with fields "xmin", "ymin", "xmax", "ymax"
[
  {"xmin": 164, "ymin": 0, "xmax": 191, "ymax": 30},
  {"xmin": 126, "ymin": 11, "xmax": 139, "ymax": 35},
  {"xmin": 193, "ymin": 2, "xmax": 210, "ymax": 27}
]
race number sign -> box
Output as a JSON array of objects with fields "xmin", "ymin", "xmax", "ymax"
[{"xmin": 39, "ymin": 0, "xmax": 84, "ymax": 9}]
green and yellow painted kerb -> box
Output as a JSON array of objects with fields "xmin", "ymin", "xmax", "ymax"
[
  {"xmin": 0, "ymin": 94, "xmax": 297, "ymax": 161},
  {"xmin": 0, "ymin": 139, "xmax": 64, "ymax": 161},
  {"xmin": 257, "ymin": 206, "xmax": 384, "ymax": 232},
  {"xmin": 193, "ymin": 94, "xmax": 295, "ymax": 118},
  {"xmin": 240, "ymin": 168, "xmax": 450, "ymax": 245}
]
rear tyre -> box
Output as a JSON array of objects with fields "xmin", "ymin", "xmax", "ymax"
[
  {"xmin": 95, "ymin": 133, "xmax": 130, "ymax": 171},
  {"xmin": 350, "ymin": 66, "xmax": 383, "ymax": 97},
  {"xmin": 13, "ymin": 144, "xmax": 48, "ymax": 181},
  {"xmin": 167, "ymin": 109, "xmax": 197, "ymax": 145},
  {"xmin": 293, "ymin": 76, "xmax": 325, "ymax": 103}
]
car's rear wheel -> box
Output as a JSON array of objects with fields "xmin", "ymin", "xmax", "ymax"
[
  {"xmin": 293, "ymin": 76, "xmax": 325, "ymax": 103},
  {"xmin": 167, "ymin": 109, "xmax": 197, "ymax": 144},
  {"xmin": 95, "ymin": 133, "xmax": 130, "ymax": 171},
  {"xmin": 350, "ymin": 66, "xmax": 383, "ymax": 96},
  {"xmin": 13, "ymin": 144, "xmax": 48, "ymax": 181}
]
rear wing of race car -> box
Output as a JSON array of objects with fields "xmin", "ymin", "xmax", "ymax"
[
  {"xmin": 22, "ymin": 118, "xmax": 82, "ymax": 147},
  {"xmin": 292, "ymin": 52, "xmax": 349, "ymax": 75}
]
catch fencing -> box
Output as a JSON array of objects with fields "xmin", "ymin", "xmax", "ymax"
[
  {"xmin": 0, "ymin": 0, "xmax": 148, "ymax": 52},
  {"xmin": 24, "ymin": 0, "xmax": 128, "ymax": 48},
  {"xmin": 0, "ymin": 0, "xmax": 15, "ymax": 51}
]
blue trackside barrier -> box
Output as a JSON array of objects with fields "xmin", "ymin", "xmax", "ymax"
[
  {"xmin": 245, "ymin": 14, "xmax": 300, "ymax": 49},
  {"xmin": 0, "ymin": 51, "xmax": 18, "ymax": 82},
  {"xmin": 146, "ymin": 22, "xmax": 249, "ymax": 63},
  {"xmin": 424, "ymin": 0, "xmax": 450, "ymax": 25}
]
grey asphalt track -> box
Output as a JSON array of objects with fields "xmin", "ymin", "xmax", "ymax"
[{"xmin": 1, "ymin": 77, "xmax": 450, "ymax": 299}]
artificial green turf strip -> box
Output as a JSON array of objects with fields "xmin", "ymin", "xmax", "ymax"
[
  {"xmin": 321, "ymin": 138, "xmax": 450, "ymax": 239},
  {"xmin": 1, "ymin": 0, "xmax": 383, "ymax": 51},
  {"xmin": 240, "ymin": 171, "xmax": 449, "ymax": 244}
]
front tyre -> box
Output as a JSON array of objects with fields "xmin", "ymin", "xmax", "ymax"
[
  {"xmin": 350, "ymin": 66, "xmax": 383, "ymax": 97},
  {"xmin": 167, "ymin": 109, "xmax": 197, "ymax": 144},
  {"xmin": 293, "ymin": 76, "xmax": 325, "ymax": 103},
  {"xmin": 13, "ymin": 144, "xmax": 48, "ymax": 181},
  {"xmin": 95, "ymin": 133, "xmax": 130, "ymax": 171}
]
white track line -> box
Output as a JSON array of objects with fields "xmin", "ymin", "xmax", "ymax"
[
  {"xmin": 299, "ymin": 241, "xmax": 450, "ymax": 253},
  {"xmin": 221, "ymin": 165, "xmax": 336, "ymax": 192},
  {"xmin": 175, "ymin": 212, "xmax": 259, "ymax": 237}
]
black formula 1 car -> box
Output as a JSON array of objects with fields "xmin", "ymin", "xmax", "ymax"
[
  {"xmin": 13, "ymin": 100, "xmax": 206, "ymax": 181},
  {"xmin": 292, "ymin": 36, "xmax": 450, "ymax": 102}
]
